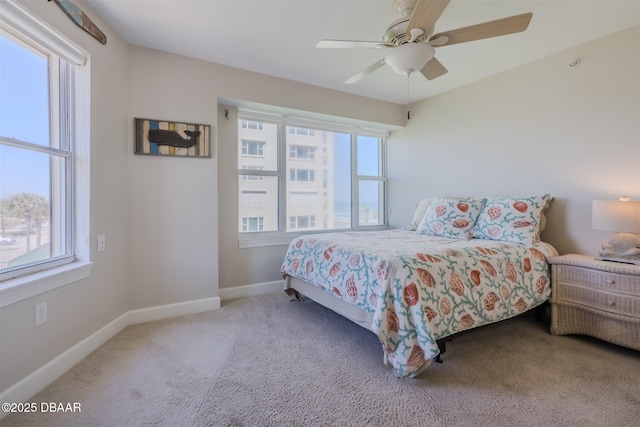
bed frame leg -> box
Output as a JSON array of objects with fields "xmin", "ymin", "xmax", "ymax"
[
  {"xmin": 285, "ymin": 288, "xmax": 303, "ymax": 302},
  {"xmin": 435, "ymin": 339, "xmax": 447, "ymax": 363},
  {"xmin": 535, "ymin": 301, "xmax": 549, "ymax": 322}
]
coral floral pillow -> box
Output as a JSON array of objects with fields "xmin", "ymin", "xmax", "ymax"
[
  {"xmin": 472, "ymin": 194, "xmax": 552, "ymax": 244},
  {"xmin": 417, "ymin": 198, "xmax": 486, "ymax": 240}
]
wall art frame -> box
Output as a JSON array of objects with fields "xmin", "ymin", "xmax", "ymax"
[{"xmin": 134, "ymin": 118, "xmax": 212, "ymax": 158}]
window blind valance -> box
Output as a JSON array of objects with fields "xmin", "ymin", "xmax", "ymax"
[
  {"xmin": 238, "ymin": 109, "xmax": 390, "ymax": 139},
  {"xmin": 0, "ymin": 0, "xmax": 87, "ymax": 65}
]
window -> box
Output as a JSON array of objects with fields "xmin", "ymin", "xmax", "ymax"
[
  {"xmin": 289, "ymin": 215, "xmax": 316, "ymax": 230},
  {"xmin": 241, "ymin": 140, "xmax": 265, "ymax": 156},
  {"xmin": 289, "ymin": 127, "xmax": 315, "ymax": 137},
  {"xmin": 289, "ymin": 168, "xmax": 315, "ymax": 182},
  {"xmin": 0, "ymin": 0, "xmax": 90, "ymax": 302},
  {"xmin": 242, "ymin": 217, "xmax": 264, "ymax": 232},
  {"xmin": 241, "ymin": 120, "xmax": 263, "ymax": 131},
  {"xmin": 356, "ymin": 135, "xmax": 386, "ymax": 226},
  {"xmin": 237, "ymin": 110, "xmax": 387, "ymax": 241},
  {"xmin": 289, "ymin": 145, "xmax": 316, "ymax": 160}
]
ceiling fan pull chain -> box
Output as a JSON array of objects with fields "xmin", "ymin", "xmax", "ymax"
[{"xmin": 407, "ymin": 74, "xmax": 411, "ymax": 120}]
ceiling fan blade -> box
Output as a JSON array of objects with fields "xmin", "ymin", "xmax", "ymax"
[
  {"xmin": 343, "ymin": 59, "xmax": 386, "ymax": 84},
  {"xmin": 420, "ymin": 57, "xmax": 448, "ymax": 80},
  {"xmin": 429, "ymin": 12, "xmax": 533, "ymax": 47},
  {"xmin": 316, "ymin": 40, "xmax": 394, "ymax": 49},
  {"xmin": 407, "ymin": 0, "xmax": 451, "ymax": 40}
]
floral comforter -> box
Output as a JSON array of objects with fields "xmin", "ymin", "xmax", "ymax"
[{"xmin": 280, "ymin": 229, "xmax": 556, "ymax": 378}]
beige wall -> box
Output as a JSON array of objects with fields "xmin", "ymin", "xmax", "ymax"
[
  {"xmin": 128, "ymin": 47, "xmax": 404, "ymax": 295},
  {"xmin": 0, "ymin": 0, "xmax": 130, "ymax": 392},
  {"xmin": 126, "ymin": 46, "xmax": 220, "ymax": 308},
  {"xmin": 388, "ymin": 26, "xmax": 640, "ymax": 257}
]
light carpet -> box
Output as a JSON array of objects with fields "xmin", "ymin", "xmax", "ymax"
[{"xmin": 2, "ymin": 292, "xmax": 639, "ymax": 427}]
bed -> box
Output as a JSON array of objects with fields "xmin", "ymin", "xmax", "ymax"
[{"xmin": 280, "ymin": 195, "xmax": 557, "ymax": 378}]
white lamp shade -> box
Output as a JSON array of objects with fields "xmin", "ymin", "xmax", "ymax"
[
  {"xmin": 384, "ymin": 43, "xmax": 435, "ymax": 75},
  {"xmin": 592, "ymin": 200, "xmax": 640, "ymax": 233}
]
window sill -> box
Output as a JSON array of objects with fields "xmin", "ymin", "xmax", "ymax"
[
  {"xmin": 0, "ymin": 261, "xmax": 93, "ymax": 308},
  {"xmin": 238, "ymin": 233, "xmax": 300, "ymax": 248},
  {"xmin": 238, "ymin": 225, "xmax": 390, "ymax": 249}
]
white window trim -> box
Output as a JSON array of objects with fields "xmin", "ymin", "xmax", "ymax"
[
  {"xmin": 0, "ymin": 0, "xmax": 86, "ymax": 65},
  {"xmin": 241, "ymin": 139, "xmax": 265, "ymax": 157},
  {"xmin": 0, "ymin": 0, "xmax": 92, "ymax": 308},
  {"xmin": 236, "ymin": 110, "xmax": 389, "ymax": 249}
]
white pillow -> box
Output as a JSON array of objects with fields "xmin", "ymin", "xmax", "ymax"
[{"xmin": 405, "ymin": 198, "xmax": 433, "ymax": 231}]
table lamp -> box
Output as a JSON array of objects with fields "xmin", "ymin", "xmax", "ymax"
[{"xmin": 592, "ymin": 197, "xmax": 640, "ymax": 265}]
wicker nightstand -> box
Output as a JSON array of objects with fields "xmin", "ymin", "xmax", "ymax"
[{"xmin": 548, "ymin": 254, "xmax": 640, "ymax": 351}]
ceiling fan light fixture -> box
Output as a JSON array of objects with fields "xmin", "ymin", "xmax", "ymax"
[{"xmin": 384, "ymin": 42, "xmax": 435, "ymax": 76}]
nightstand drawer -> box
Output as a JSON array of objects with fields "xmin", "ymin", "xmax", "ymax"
[
  {"xmin": 554, "ymin": 282, "xmax": 640, "ymax": 317},
  {"xmin": 549, "ymin": 254, "xmax": 640, "ymax": 351},
  {"xmin": 555, "ymin": 265, "xmax": 640, "ymax": 297}
]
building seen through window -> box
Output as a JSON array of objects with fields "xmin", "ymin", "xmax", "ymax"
[{"xmin": 237, "ymin": 114, "xmax": 386, "ymax": 234}]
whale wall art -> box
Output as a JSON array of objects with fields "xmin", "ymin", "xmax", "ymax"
[{"xmin": 134, "ymin": 118, "xmax": 211, "ymax": 158}]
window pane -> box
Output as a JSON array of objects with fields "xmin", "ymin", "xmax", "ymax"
[
  {"xmin": 0, "ymin": 4, "xmax": 85, "ymax": 283},
  {"xmin": 289, "ymin": 215, "xmax": 316, "ymax": 230},
  {"xmin": 238, "ymin": 176, "xmax": 278, "ymax": 232},
  {"xmin": 1, "ymin": 32, "xmax": 70, "ymax": 276},
  {"xmin": 0, "ymin": 34, "xmax": 50, "ymax": 147},
  {"xmin": 241, "ymin": 120, "xmax": 263, "ymax": 131},
  {"xmin": 285, "ymin": 128, "xmax": 351, "ymax": 232},
  {"xmin": 359, "ymin": 180, "xmax": 385, "ymax": 226},
  {"xmin": 0, "ymin": 145, "xmax": 67, "ymax": 270},
  {"xmin": 241, "ymin": 140, "xmax": 264, "ymax": 156},
  {"xmin": 357, "ymin": 136, "xmax": 381, "ymax": 176},
  {"xmin": 242, "ymin": 217, "xmax": 264, "ymax": 232},
  {"xmin": 290, "ymin": 145, "xmax": 315, "ymax": 159},
  {"xmin": 237, "ymin": 121, "xmax": 277, "ymax": 171}
]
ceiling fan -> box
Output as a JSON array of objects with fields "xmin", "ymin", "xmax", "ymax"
[{"xmin": 316, "ymin": 0, "xmax": 533, "ymax": 84}]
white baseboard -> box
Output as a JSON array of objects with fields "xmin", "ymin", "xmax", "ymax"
[
  {"xmin": 126, "ymin": 296, "xmax": 220, "ymax": 325},
  {"xmin": 1, "ymin": 282, "xmax": 285, "ymax": 415},
  {"xmin": 0, "ymin": 296, "xmax": 220, "ymax": 418},
  {"xmin": 219, "ymin": 280, "xmax": 284, "ymax": 301}
]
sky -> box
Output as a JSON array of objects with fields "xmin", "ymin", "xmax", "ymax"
[
  {"xmin": 330, "ymin": 133, "xmax": 381, "ymax": 208},
  {"xmin": 0, "ymin": 33, "xmax": 51, "ymax": 201}
]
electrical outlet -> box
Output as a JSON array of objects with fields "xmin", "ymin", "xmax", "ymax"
[
  {"xmin": 97, "ymin": 234, "xmax": 106, "ymax": 252},
  {"xmin": 35, "ymin": 302, "xmax": 47, "ymax": 327}
]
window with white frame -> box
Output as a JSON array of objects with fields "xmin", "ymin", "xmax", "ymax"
[
  {"xmin": 288, "ymin": 127, "xmax": 315, "ymax": 137},
  {"xmin": 237, "ymin": 111, "xmax": 387, "ymax": 239},
  {"xmin": 289, "ymin": 215, "xmax": 316, "ymax": 230},
  {"xmin": 242, "ymin": 217, "xmax": 264, "ymax": 232},
  {"xmin": 0, "ymin": 0, "xmax": 90, "ymax": 292},
  {"xmin": 289, "ymin": 168, "xmax": 315, "ymax": 182},
  {"xmin": 241, "ymin": 140, "xmax": 265, "ymax": 156},
  {"xmin": 289, "ymin": 145, "xmax": 316, "ymax": 160},
  {"xmin": 241, "ymin": 120, "xmax": 263, "ymax": 131}
]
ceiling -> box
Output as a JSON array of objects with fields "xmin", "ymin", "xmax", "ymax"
[{"xmin": 85, "ymin": 0, "xmax": 639, "ymax": 105}]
